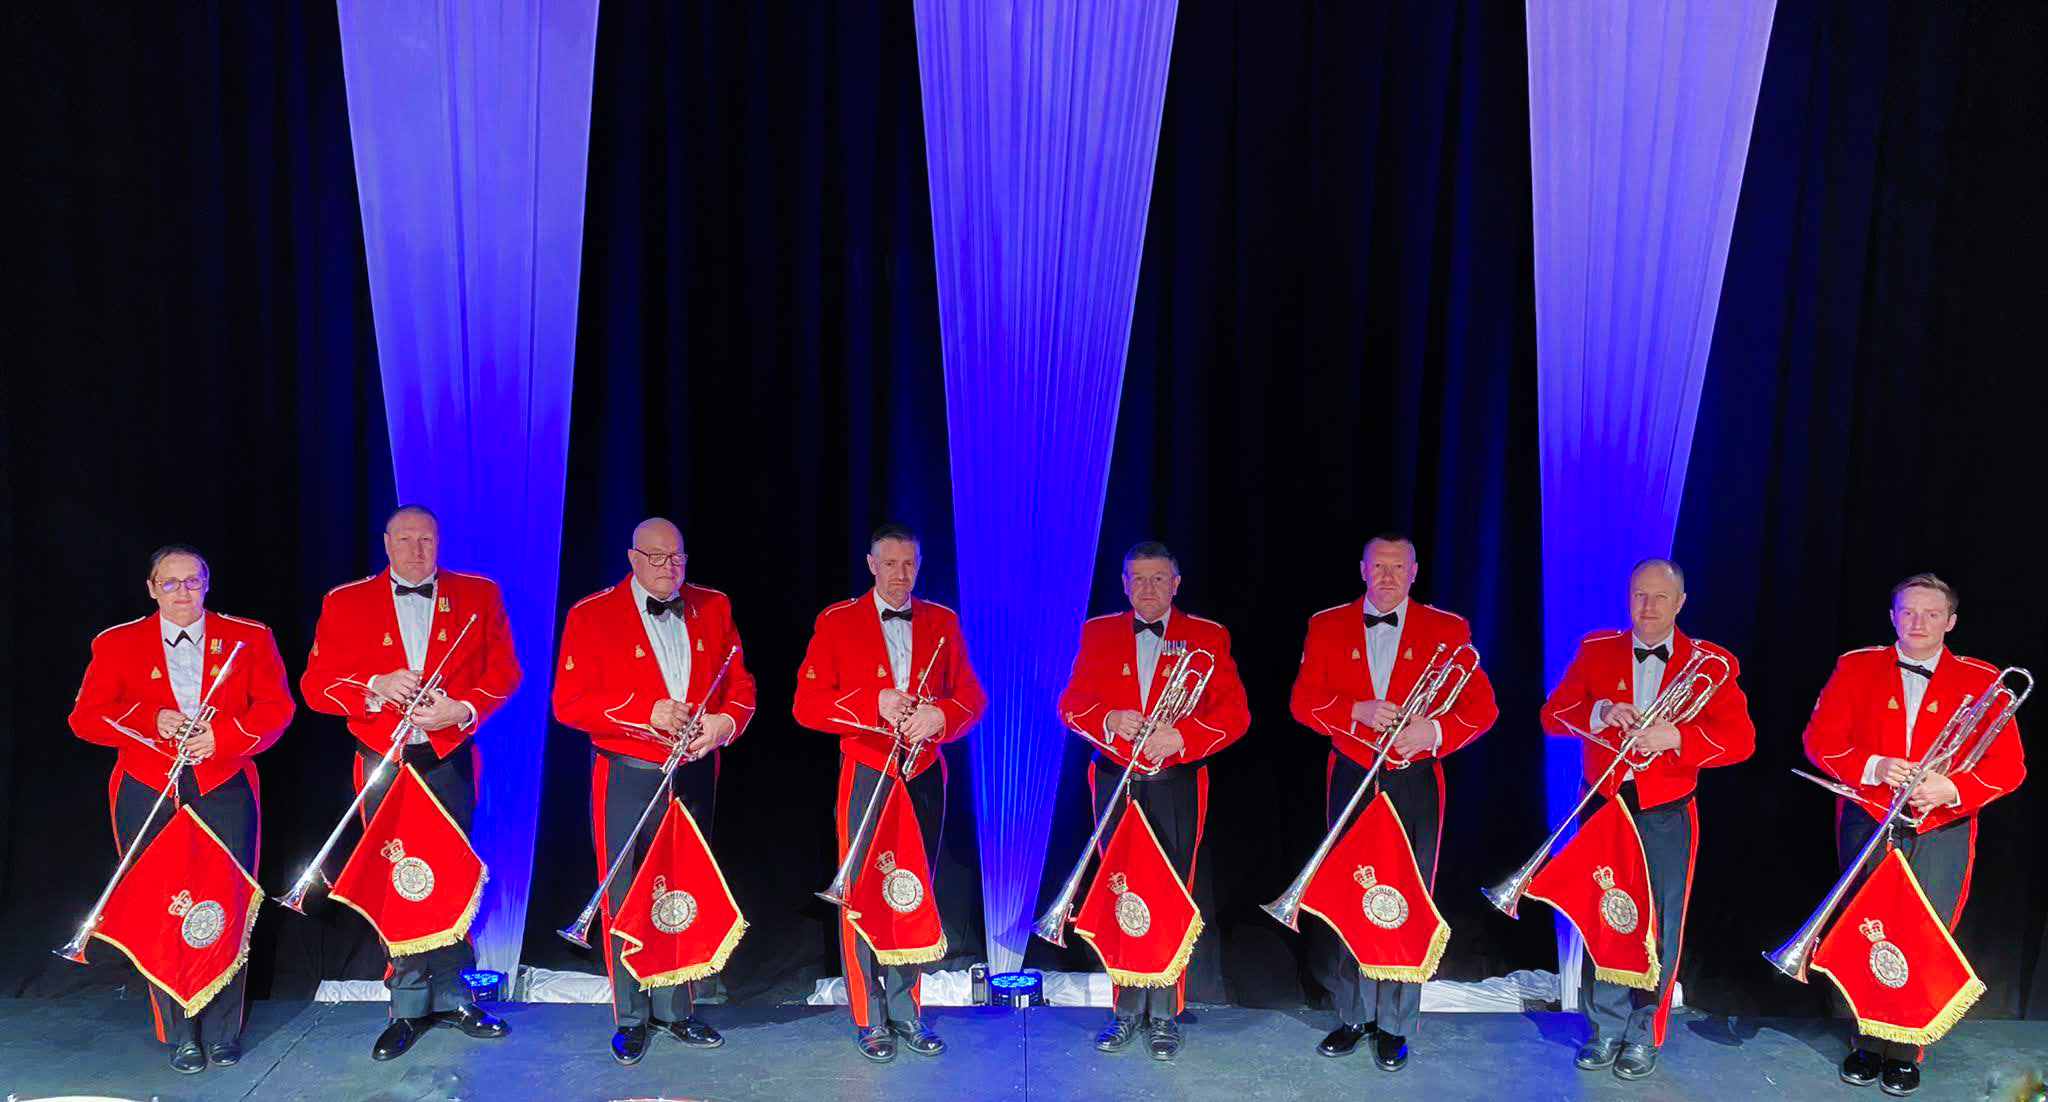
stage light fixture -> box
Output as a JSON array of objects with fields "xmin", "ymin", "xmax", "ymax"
[{"xmin": 987, "ymin": 970, "xmax": 1044, "ymax": 1008}]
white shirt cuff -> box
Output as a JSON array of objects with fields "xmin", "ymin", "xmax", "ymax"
[
  {"xmin": 1591, "ymin": 699, "xmax": 1610, "ymax": 732},
  {"xmin": 1429, "ymin": 719, "xmax": 1443, "ymax": 753},
  {"xmin": 1860, "ymin": 755, "xmax": 1884, "ymax": 786}
]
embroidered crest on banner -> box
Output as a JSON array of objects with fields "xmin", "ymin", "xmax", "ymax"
[
  {"xmin": 876, "ymin": 850, "xmax": 924, "ymax": 915},
  {"xmin": 1862, "ymin": 918, "xmax": 1910, "ymax": 990},
  {"xmin": 1110, "ymin": 872, "xmax": 1152, "ymax": 937},
  {"xmin": 382, "ymin": 839, "xmax": 436, "ymax": 903},
  {"xmin": 169, "ymin": 890, "xmax": 226, "ymax": 950},
  {"xmin": 1594, "ymin": 866, "xmax": 1639, "ymax": 934},
  {"xmin": 1355, "ymin": 865, "xmax": 1410, "ymax": 930},
  {"xmin": 649, "ymin": 875, "xmax": 698, "ymax": 935}
]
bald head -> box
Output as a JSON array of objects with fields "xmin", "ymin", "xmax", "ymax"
[
  {"xmin": 629, "ymin": 517, "xmax": 686, "ymax": 599},
  {"xmin": 1628, "ymin": 558, "xmax": 1687, "ymax": 645}
]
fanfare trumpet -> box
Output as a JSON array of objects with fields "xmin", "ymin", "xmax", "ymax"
[
  {"xmin": 276, "ymin": 614, "xmax": 479, "ymax": 913},
  {"xmin": 56, "ymin": 641, "xmax": 248, "ymax": 962},
  {"xmin": 814, "ymin": 639, "xmax": 948, "ymax": 908},
  {"xmin": 1483, "ymin": 646, "xmax": 1730, "ymax": 918},
  {"xmin": 1763, "ymin": 666, "xmax": 2031, "ymax": 982},
  {"xmin": 1033, "ymin": 644, "xmax": 1217, "ymax": 948},
  {"xmin": 1262, "ymin": 642, "xmax": 1480, "ymax": 931},
  {"xmin": 559, "ymin": 645, "xmax": 741, "ymax": 947}
]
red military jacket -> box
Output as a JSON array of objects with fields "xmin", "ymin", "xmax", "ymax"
[
  {"xmin": 552, "ymin": 578, "xmax": 759, "ymax": 765},
  {"xmin": 1058, "ymin": 608, "xmax": 1251, "ymax": 770},
  {"xmin": 1539, "ymin": 627, "xmax": 1754, "ymax": 809},
  {"xmin": 1803, "ymin": 644, "xmax": 2026, "ymax": 833},
  {"xmin": 792, "ymin": 592, "xmax": 985, "ymax": 778},
  {"xmin": 1289, "ymin": 597, "xmax": 1499, "ymax": 770},
  {"xmin": 301, "ymin": 568, "xmax": 522, "ymax": 757},
  {"xmin": 70, "ymin": 611, "xmax": 295, "ymax": 795}
]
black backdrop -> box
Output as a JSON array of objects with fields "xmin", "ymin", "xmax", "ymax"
[{"xmin": 2, "ymin": 0, "xmax": 2042, "ymax": 1024}]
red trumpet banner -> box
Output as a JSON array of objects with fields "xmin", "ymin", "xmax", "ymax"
[
  {"xmin": 329, "ymin": 764, "xmax": 487, "ymax": 956},
  {"xmin": 1811, "ymin": 848, "xmax": 1985, "ymax": 1046},
  {"xmin": 91, "ymin": 807, "xmax": 261, "ymax": 1014},
  {"xmin": 1525, "ymin": 797, "xmax": 1660, "ymax": 990},
  {"xmin": 1299, "ymin": 791, "xmax": 1449, "ymax": 982},
  {"xmin": 609, "ymin": 799, "xmax": 748, "ymax": 988},
  {"xmin": 845, "ymin": 779, "xmax": 947, "ymax": 966},
  {"xmin": 1073, "ymin": 802, "xmax": 1203, "ymax": 988}
]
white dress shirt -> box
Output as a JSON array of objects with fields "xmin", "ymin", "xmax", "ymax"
[
  {"xmin": 1591, "ymin": 634, "xmax": 1671, "ymax": 733},
  {"xmin": 162, "ymin": 613, "xmax": 206, "ymax": 718},
  {"xmin": 1862, "ymin": 646, "xmax": 1944, "ymax": 786},
  {"xmin": 875, "ymin": 591, "xmax": 912, "ymax": 693},
  {"xmin": 390, "ymin": 571, "xmax": 438, "ymax": 744},
  {"xmin": 1363, "ymin": 598, "xmax": 1441, "ymax": 752},
  {"xmin": 633, "ymin": 578, "xmax": 694, "ymax": 702},
  {"xmin": 1135, "ymin": 608, "xmax": 1171, "ymax": 710}
]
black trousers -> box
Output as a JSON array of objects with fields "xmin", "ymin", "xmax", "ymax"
[
  {"xmin": 1090, "ymin": 757, "xmax": 1212, "ymax": 1021},
  {"xmin": 1837, "ymin": 806, "xmax": 1976, "ymax": 1064},
  {"xmin": 1579, "ymin": 785, "xmax": 1695, "ymax": 1048},
  {"xmin": 594, "ymin": 748, "xmax": 716, "ymax": 1027},
  {"xmin": 1310, "ymin": 754, "xmax": 1441, "ymax": 1038},
  {"xmin": 113, "ymin": 767, "xmax": 257, "ymax": 1046},
  {"xmin": 356, "ymin": 745, "xmax": 477, "ymax": 1020},
  {"xmin": 836, "ymin": 757, "xmax": 945, "ymax": 1029}
]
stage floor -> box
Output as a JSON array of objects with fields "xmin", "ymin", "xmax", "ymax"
[{"xmin": 2, "ymin": 999, "xmax": 2040, "ymax": 1101}]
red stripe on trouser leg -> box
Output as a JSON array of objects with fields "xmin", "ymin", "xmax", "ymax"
[
  {"xmin": 592, "ymin": 757, "xmax": 622, "ymax": 1026},
  {"xmin": 1649, "ymin": 801, "xmax": 1699, "ymax": 1047},
  {"xmin": 1175, "ymin": 766, "xmax": 1210, "ymax": 1016},
  {"xmin": 1429, "ymin": 762, "xmax": 1446, "ymax": 888},
  {"xmin": 834, "ymin": 757, "xmax": 874, "ymax": 1028}
]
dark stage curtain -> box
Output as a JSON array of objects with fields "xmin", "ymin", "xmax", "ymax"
[
  {"xmin": 1019, "ymin": 0, "xmax": 1555, "ymax": 1009},
  {"xmin": 518, "ymin": 0, "xmax": 978, "ymax": 1005},
  {"xmin": 1678, "ymin": 0, "xmax": 2048, "ymax": 1022},
  {"xmin": 0, "ymin": 2, "xmax": 397, "ymax": 998}
]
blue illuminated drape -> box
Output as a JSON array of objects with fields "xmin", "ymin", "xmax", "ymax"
[
  {"xmin": 337, "ymin": 0, "xmax": 598, "ymax": 975},
  {"xmin": 1527, "ymin": 0, "xmax": 1776, "ymax": 1003},
  {"xmin": 913, "ymin": 0, "xmax": 1179, "ymax": 972}
]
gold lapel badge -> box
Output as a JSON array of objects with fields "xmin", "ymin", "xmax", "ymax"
[
  {"xmin": 438, "ymin": 596, "xmax": 451, "ymax": 613},
  {"xmin": 209, "ymin": 637, "xmax": 222, "ymax": 655},
  {"xmin": 636, "ymin": 645, "xmax": 646, "ymax": 658},
  {"xmin": 1351, "ymin": 648, "xmax": 1361, "ymax": 661},
  {"xmin": 382, "ymin": 632, "xmax": 394, "ymax": 647},
  {"xmin": 1887, "ymin": 697, "xmax": 1900, "ymax": 710},
  {"xmin": 151, "ymin": 667, "xmax": 163, "ymax": 680}
]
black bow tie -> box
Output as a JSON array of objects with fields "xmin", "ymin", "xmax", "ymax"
[
  {"xmin": 1364, "ymin": 611, "xmax": 1399, "ymax": 629},
  {"xmin": 646, "ymin": 594, "xmax": 685, "ymax": 618},
  {"xmin": 1897, "ymin": 660, "xmax": 1933, "ymax": 680},
  {"xmin": 1135, "ymin": 619, "xmax": 1164, "ymax": 637},
  {"xmin": 395, "ymin": 582, "xmax": 434, "ymax": 599},
  {"xmin": 880, "ymin": 607, "xmax": 913, "ymax": 623},
  {"xmin": 168, "ymin": 631, "xmax": 194, "ymax": 648},
  {"xmin": 1634, "ymin": 644, "xmax": 1670, "ymax": 663}
]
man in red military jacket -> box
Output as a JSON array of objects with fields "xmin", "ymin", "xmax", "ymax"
[
  {"xmin": 554, "ymin": 517, "xmax": 757, "ymax": 1065},
  {"xmin": 301, "ymin": 504, "xmax": 521, "ymax": 1061},
  {"xmin": 1289, "ymin": 534, "xmax": 1498, "ymax": 1072},
  {"xmin": 69, "ymin": 545, "xmax": 294, "ymax": 1075},
  {"xmin": 793, "ymin": 523, "xmax": 984, "ymax": 1062},
  {"xmin": 1802, "ymin": 572, "xmax": 2025, "ymax": 1096},
  {"xmin": 1539, "ymin": 557, "xmax": 1753, "ymax": 1083},
  {"xmin": 1058, "ymin": 541, "xmax": 1250, "ymax": 1061}
]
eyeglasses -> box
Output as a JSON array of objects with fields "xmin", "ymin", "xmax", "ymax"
[
  {"xmin": 153, "ymin": 577, "xmax": 206, "ymax": 593},
  {"xmin": 631, "ymin": 548, "xmax": 686, "ymax": 568}
]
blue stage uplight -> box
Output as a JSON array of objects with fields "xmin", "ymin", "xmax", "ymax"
[
  {"xmin": 987, "ymin": 970, "xmax": 1045, "ymax": 1008},
  {"xmin": 914, "ymin": 0, "xmax": 1182, "ymax": 976},
  {"xmin": 461, "ymin": 969, "xmax": 508, "ymax": 1002}
]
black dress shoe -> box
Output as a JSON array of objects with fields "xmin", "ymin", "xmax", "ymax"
[
  {"xmin": 171, "ymin": 1040, "xmax": 207, "ymax": 1074},
  {"xmin": 889, "ymin": 1017, "xmax": 945, "ymax": 1057},
  {"xmin": 1614, "ymin": 1041, "xmax": 1659, "ymax": 1080},
  {"xmin": 1095, "ymin": 1015, "xmax": 1142, "ymax": 1053},
  {"xmin": 1575, "ymin": 1036, "xmax": 1621, "ymax": 1070},
  {"xmin": 434, "ymin": 1004, "xmax": 509, "ymax": 1039},
  {"xmin": 1318, "ymin": 1022, "xmax": 1371, "ymax": 1057},
  {"xmin": 612, "ymin": 1025, "xmax": 648, "ymax": 1066},
  {"xmin": 372, "ymin": 1018, "xmax": 428, "ymax": 1061},
  {"xmin": 1841, "ymin": 1048, "xmax": 1881, "ymax": 1086},
  {"xmin": 208, "ymin": 1039, "xmax": 242, "ymax": 1066},
  {"xmin": 857, "ymin": 1025, "xmax": 897, "ymax": 1062},
  {"xmin": 1373, "ymin": 1030, "xmax": 1409, "ymax": 1072},
  {"xmin": 1147, "ymin": 1015, "xmax": 1183, "ymax": 1061},
  {"xmin": 1879, "ymin": 1058, "xmax": 1920, "ymax": 1097},
  {"xmin": 655, "ymin": 1015, "xmax": 725, "ymax": 1049}
]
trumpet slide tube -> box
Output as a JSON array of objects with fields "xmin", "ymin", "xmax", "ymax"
[
  {"xmin": 275, "ymin": 615, "xmax": 479, "ymax": 913},
  {"xmin": 1033, "ymin": 647, "xmax": 1216, "ymax": 947},
  {"xmin": 814, "ymin": 638, "xmax": 948, "ymax": 908},
  {"xmin": 559, "ymin": 646, "xmax": 741, "ymax": 947},
  {"xmin": 56, "ymin": 641, "xmax": 248, "ymax": 962},
  {"xmin": 1263, "ymin": 643, "xmax": 1479, "ymax": 931}
]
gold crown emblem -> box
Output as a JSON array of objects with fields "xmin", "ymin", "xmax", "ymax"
[
  {"xmin": 381, "ymin": 839, "xmax": 406, "ymax": 863},
  {"xmin": 1593, "ymin": 866, "xmax": 1616, "ymax": 890},
  {"xmin": 875, "ymin": 850, "xmax": 897, "ymax": 874},
  {"xmin": 1110, "ymin": 872, "xmax": 1129, "ymax": 895},
  {"xmin": 1860, "ymin": 918, "xmax": 1885, "ymax": 942},
  {"xmin": 653, "ymin": 875, "xmax": 669, "ymax": 898},
  {"xmin": 1353, "ymin": 866, "xmax": 1377, "ymax": 889},
  {"xmin": 168, "ymin": 890, "xmax": 195, "ymax": 917}
]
